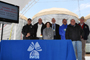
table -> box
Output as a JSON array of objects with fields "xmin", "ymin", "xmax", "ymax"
[
  {"xmin": 0, "ymin": 40, "xmax": 76, "ymax": 60},
  {"xmin": 0, "ymin": 42, "xmax": 1, "ymax": 60}
]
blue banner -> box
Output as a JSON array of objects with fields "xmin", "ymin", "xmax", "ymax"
[{"xmin": 1, "ymin": 40, "xmax": 76, "ymax": 60}]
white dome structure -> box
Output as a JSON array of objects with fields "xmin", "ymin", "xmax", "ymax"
[{"xmin": 32, "ymin": 8, "xmax": 79, "ymax": 25}]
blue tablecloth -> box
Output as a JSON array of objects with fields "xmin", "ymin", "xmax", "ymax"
[
  {"xmin": 1, "ymin": 40, "xmax": 76, "ymax": 60},
  {"xmin": 0, "ymin": 42, "xmax": 1, "ymax": 60}
]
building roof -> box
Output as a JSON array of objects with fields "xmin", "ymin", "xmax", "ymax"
[
  {"xmin": 32, "ymin": 8, "xmax": 78, "ymax": 19},
  {"xmin": 85, "ymin": 14, "xmax": 90, "ymax": 20}
]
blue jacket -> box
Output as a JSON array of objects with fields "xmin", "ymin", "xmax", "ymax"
[{"xmin": 59, "ymin": 24, "xmax": 67, "ymax": 40}]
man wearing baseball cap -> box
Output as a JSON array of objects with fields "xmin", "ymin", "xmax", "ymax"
[{"xmin": 22, "ymin": 18, "xmax": 34, "ymax": 40}]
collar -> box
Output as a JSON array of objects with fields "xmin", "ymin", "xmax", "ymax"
[
  {"xmin": 38, "ymin": 23, "xmax": 42, "ymax": 25},
  {"xmin": 80, "ymin": 23, "xmax": 84, "ymax": 25},
  {"xmin": 62, "ymin": 24, "xmax": 67, "ymax": 26},
  {"xmin": 79, "ymin": 23, "xmax": 85, "ymax": 25},
  {"xmin": 80, "ymin": 23, "xmax": 85, "ymax": 25},
  {"xmin": 27, "ymin": 24, "xmax": 32, "ymax": 25},
  {"xmin": 52, "ymin": 23, "xmax": 56, "ymax": 25},
  {"xmin": 71, "ymin": 25, "xmax": 76, "ymax": 27},
  {"xmin": 70, "ymin": 23, "xmax": 77, "ymax": 27}
]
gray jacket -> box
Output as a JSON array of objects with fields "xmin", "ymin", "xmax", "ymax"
[{"xmin": 43, "ymin": 27, "xmax": 54, "ymax": 40}]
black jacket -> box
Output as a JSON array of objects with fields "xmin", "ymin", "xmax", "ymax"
[
  {"xmin": 52, "ymin": 24, "xmax": 61, "ymax": 39},
  {"xmin": 65, "ymin": 24, "xmax": 84, "ymax": 41},
  {"xmin": 78, "ymin": 23, "xmax": 89, "ymax": 40},
  {"xmin": 22, "ymin": 24, "xmax": 34, "ymax": 39},
  {"xmin": 33, "ymin": 22, "xmax": 45, "ymax": 37}
]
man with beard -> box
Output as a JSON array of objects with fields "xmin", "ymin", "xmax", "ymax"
[{"xmin": 59, "ymin": 19, "xmax": 67, "ymax": 39}]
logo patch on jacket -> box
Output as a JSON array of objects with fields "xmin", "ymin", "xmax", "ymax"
[{"xmin": 85, "ymin": 26, "xmax": 87, "ymax": 28}]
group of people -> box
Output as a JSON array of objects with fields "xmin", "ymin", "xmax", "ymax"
[
  {"xmin": 22, "ymin": 18, "xmax": 60, "ymax": 40},
  {"xmin": 22, "ymin": 16, "xmax": 89, "ymax": 60}
]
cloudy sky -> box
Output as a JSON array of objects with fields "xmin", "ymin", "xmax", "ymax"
[{"xmin": 21, "ymin": 0, "xmax": 90, "ymax": 18}]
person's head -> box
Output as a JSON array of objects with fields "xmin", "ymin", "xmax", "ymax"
[
  {"xmin": 62, "ymin": 19, "xmax": 67, "ymax": 25},
  {"xmin": 70, "ymin": 19, "xmax": 76, "ymax": 25},
  {"xmin": 52, "ymin": 18, "xmax": 56, "ymax": 24},
  {"xmin": 38, "ymin": 18, "xmax": 42, "ymax": 24},
  {"xmin": 27, "ymin": 18, "xmax": 32, "ymax": 25},
  {"xmin": 80, "ymin": 16, "xmax": 85, "ymax": 24},
  {"xmin": 45, "ymin": 22, "xmax": 52, "ymax": 28}
]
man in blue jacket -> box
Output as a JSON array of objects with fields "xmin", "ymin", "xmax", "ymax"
[{"xmin": 59, "ymin": 19, "xmax": 67, "ymax": 40}]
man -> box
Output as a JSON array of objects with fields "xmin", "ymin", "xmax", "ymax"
[
  {"xmin": 22, "ymin": 18, "xmax": 34, "ymax": 40},
  {"xmin": 78, "ymin": 16, "xmax": 89, "ymax": 60},
  {"xmin": 59, "ymin": 19, "xmax": 67, "ymax": 39},
  {"xmin": 65, "ymin": 19, "xmax": 84, "ymax": 60},
  {"xmin": 33, "ymin": 18, "xmax": 45, "ymax": 39},
  {"xmin": 51, "ymin": 18, "xmax": 60, "ymax": 39}
]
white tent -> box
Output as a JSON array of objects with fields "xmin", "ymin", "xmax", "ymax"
[{"xmin": 32, "ymin": 8, "xmax": 79, "ymax": 25}]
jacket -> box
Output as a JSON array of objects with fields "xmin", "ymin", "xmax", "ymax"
[
  {"xmin": 43, "ymin": 27, "xmax": 54, "ymax": 40},
  {"xmin": 78, "ymin": 23, "xmax": 89, "ymax": 40},
  {"xmin": 52, "ymin": 24, "xmax": 61, "ymax": 39},
  {"xmin": 33, "ymin": 22, "xmax": 45, "ymax": 37},
  {"xmin": 22, "ymin": 24, "xmax": 34, "ymax": 39},
  {"xmin": 59, "ymin": 24, "xmax": 67, "ymax": 40},
  {"xmin": 65, "ymin": 23, "xmax": 84, "ymax": 41}
]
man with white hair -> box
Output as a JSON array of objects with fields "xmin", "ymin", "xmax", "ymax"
[
  {"xmin": 65, "ymin": 19, "xmax": 84, "ymax": 60},
  {"xmin": 33, "ymin": 18, "xmax": 45, "ymax": 39},
  {"xmin": 51, "ymin": 18, "xmax": 60, "ymax": 39}
]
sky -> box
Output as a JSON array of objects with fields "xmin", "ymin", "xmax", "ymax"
[{"xmin": 21, "ymin": 0, "xmax": 90, "ymax": 18}]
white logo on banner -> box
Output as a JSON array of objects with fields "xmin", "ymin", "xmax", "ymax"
[{"xmin": 27, "ymin": 42, "xmax": 42, "ymax": 59}]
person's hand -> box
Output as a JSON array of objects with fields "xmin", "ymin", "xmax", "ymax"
[
  {"xmin": 81, "ymin": 36, "xmax": 83, "ymax": 39},
  {"xmin": 27, "ymin": 33, "xmax": 30, "ymax": 36},
  {"xmin": 26, "ymin": 33, "xmax": 30, "ymax": 37},
  {"xmin": 81, "ymin": 36, "xmax": 82, "ymax": 38}
]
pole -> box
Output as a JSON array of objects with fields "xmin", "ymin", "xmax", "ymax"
[
  {"xmin": 1, "ymin": 24, "xmax": 4, "ymax": 40},
  {"xmin": 78, "ymin": 0, "xmax": 81, "ymax": 17}
]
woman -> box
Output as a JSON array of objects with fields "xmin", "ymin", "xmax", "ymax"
[{"xmin": 43, "ymin": 22, "xmax": 54, "ymax": 40}]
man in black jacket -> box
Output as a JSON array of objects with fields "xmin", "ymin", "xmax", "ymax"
[
  {"xmin": 33, "ymin": 18, "xmax": 45, "ymax": 39},
  {"xmin": 65, "ymin": 19, "xmax": 84, "ymax": 60},
  {"xmin": 22, "ymin": 18, "xmax": 34, "ymax": 40},
  {"xmin": 78, "ymin": 16, "xmax": 89, "ymax": 60},
  {"xmin": 51, "ymin": 18, "xmax": 60, "ymax": 39}
]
